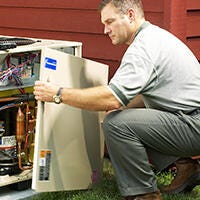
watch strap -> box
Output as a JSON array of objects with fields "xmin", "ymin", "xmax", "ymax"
[{"xmin": 57, "ymin": 87, "xmax": 63, "ymax": 96}]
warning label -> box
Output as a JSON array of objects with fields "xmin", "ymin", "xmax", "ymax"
[{"xmin": 39, "ymin": 149, "xmax": 51, "ymax": 181}]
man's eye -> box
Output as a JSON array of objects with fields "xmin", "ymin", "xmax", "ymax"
[
  {"xmin": 106, "ymin": 19, "xmax": 114, "ymax": 24},
  {"xmin": 107, "ymin": 20, "xmax": 114, "ymax": 25}
]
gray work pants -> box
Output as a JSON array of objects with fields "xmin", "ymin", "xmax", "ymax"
[{"xmin": 102, "ymin": 108, "xmax": 200, "ymax": 196}]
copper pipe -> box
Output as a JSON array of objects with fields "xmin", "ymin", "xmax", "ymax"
[
  {"xmin": 0, "ymin": 97, "xmax": 20, "ymax": 102},
  {"xmin": 17, "ymin": 141, "xmax": 32, "ymax": 170},
  {"xmin": 16, "ymin": 106, "xmax": 33, "ymax": 170},
  {"xmin": 16, "ymin": 107, "xmax": 25, "ymax": 143}
]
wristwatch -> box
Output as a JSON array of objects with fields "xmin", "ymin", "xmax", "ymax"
[{"xmin": 53, "ymin": 87, "xmax": 63, "ymax": 104}]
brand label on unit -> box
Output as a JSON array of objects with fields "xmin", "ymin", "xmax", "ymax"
[
  {"xmin": 39, "ymin": 149, "xmax": 51, "ymax": 181},
  {"xmin": 44, "ymin": 57, "xmax": 57, "ymax": 70}
]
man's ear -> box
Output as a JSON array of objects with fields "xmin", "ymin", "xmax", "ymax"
[{"xmin": 127, "ymin": 8, "xmax": 135, "ymax": 23}]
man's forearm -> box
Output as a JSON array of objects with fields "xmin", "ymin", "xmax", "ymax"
[
  {"xmin": 34, "ymin": 81, "xmax": 121, "ymax": 111},
  {"xmin": 61, "ymin": 86, "xmax": 121, "ymax": 111}
]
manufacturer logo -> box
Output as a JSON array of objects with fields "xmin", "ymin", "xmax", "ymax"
[{"xmin": 44, "ymin": 57, "xmax": 57, "ymax": 70}]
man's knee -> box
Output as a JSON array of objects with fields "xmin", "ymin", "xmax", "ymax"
[{"xmin": 102, "ymin": 110, "xmax": 121, "ymax": 137}]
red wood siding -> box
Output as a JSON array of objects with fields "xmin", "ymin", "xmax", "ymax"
[
  {"xmin": 187, "ymin": 0, "xmax": 200, "ymax": 10},
  {"xmin": 186, "ymin": 0, "xmax": 200, "ymax": 61},
  {"xmin": 0, "ymin": 0, "xmax": 199, "ymax": 79},
  {"xmin": 163, "ymin": 0, "xmax": 187, "ymax": 43}
]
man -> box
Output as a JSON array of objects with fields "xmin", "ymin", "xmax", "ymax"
[{"xmin": 34, "ymin": 0, "xmax": 200, "ymax": 199}]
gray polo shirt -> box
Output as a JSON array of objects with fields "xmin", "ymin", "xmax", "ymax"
[{"xmin": 108, "ymin": 22, "xmax": 200, "ymax": 113}]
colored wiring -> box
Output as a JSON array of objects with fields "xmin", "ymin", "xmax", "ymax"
[{"xmin": 0, "ymin": 53, "xmax": 38, "ymax": 82}]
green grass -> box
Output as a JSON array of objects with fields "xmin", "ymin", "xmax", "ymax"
[{"xmin": 25, "ymin": 159, "xmax": 200, "ymax": 200}]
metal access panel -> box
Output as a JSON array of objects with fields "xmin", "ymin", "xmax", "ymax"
[{"xmin": 32, "ymin": 47, "xmax": 108, "ymax": 192}]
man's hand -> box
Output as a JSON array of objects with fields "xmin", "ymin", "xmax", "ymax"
[{"xmin": 33, "ymin": 81, "xmax": 59, "ymax": 102}]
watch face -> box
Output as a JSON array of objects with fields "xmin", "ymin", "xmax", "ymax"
[
  {"xmin": 53, "ymin": 87, "xmax": 63, "ymax": 104},
  {"xmin": 53, "ymin": 95, "xmax": 61, "ymax": 104}
]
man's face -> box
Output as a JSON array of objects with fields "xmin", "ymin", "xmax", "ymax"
[{"xmin": 101, "ymin": 3, "xmax": 133, "ymax": 45}]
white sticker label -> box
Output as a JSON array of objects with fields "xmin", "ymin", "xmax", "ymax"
[{"xmin": 2, "ymin": 136, "xmax": 16, "ymax": 146}]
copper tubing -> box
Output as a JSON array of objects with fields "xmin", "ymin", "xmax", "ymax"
[
  {"xmin": 0, "ymin": 97, "xmax": 20, "ymax": 102},
  {"xmin": 17, "ymin": 141, "xmax": 33, "ymax": 170},
  {"xmin": 16, "ymin": 107, "xmax": 25, "ymax": 143},
  {"xmin": 16, "ymin": 106, "xmax": 33, "ymax": 170},
  {"xmin": 27, "ymin": 118, "xmax": 36, "ymax": 164}
]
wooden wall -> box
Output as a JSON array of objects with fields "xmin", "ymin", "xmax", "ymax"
[
  {"xmin": 186, "ymin": 0, "xmax": 200, "ymax": 63},
  {"xmin": 163, "ymin": 0, "xmax": 200, "ymax": 62},
  {"xmin": 0, "ymin": 0, "xmax": 199, "ymax": 79}
]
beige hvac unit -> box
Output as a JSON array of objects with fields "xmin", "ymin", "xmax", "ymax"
[{"xmin": 0, "ymin": 36, "xmax": 108, "ymax": 193}]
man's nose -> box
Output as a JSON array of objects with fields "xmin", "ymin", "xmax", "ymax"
[{"xmin": 104, "ymin": 26, "xmax": 111, "ymax": 34}]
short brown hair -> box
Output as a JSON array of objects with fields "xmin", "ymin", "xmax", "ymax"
[{"xmin": 98, "ymin": 0, "xmax": 144, "ymax": 18}]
